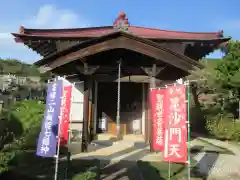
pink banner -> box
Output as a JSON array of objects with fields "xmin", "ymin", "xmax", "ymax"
[
  {"xmin": 163, "ymin": 84, "xmax": 188, "ymax": 163},
  {"xmin": 150, "ymin": 88, "xmax": 166, "ymax": 151},
  {"xmin": 60, "ymin": 85, "xmax": 72, "ymax": 145}
]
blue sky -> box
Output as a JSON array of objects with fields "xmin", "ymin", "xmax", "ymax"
[{"xmin": 0, "ymin": 0, "xmax": 239, "ymax": 63}]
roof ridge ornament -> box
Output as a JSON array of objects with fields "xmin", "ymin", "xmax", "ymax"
[
  {"xmin": 113, "ymin": 12, "xmax": 131, "ymax": 33},
  {"xmin": 19, "ymin": 26, "xmax": 25, "ymax": 34}
]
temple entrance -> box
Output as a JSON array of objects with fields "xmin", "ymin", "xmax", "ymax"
[{"xmin": 97, "ymin": 82, "xmax": 143, "ymax": 136}]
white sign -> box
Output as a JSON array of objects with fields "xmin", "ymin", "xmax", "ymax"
[
  {"xmin": 133, "ymin": 119, "xmax": 140, "ymax": 130},
  {"xmin": 99, "ymin": 117, "xmax": 106, "ymax": 130}
]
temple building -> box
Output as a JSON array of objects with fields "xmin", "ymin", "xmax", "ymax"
[{"xmin": 12, "ymin": 12, "xmax": 230, "ymax": 152}]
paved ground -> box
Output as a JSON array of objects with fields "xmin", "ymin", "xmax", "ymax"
[
  {"xmin": 71, "ymin": 140, "xmax": 162, "ymax": 162},
  {"xmin": 70, "ymin": 137, "xmax": 240, "ymax": 180},
  {"xmin": 100, "ymin": 161, "xmax": 143, "ymax": 180},
  {"xmin": 192, "ymin": 137, "xmax": 240, "ymax": 180}
]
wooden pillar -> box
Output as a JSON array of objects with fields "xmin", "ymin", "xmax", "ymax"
[
  {"xmin": 93, "ymin": 81, "xmax": 98, "ymax": 137},
  {"xmin": 141, "ymin": 83, "xmax": 146, "ymax": 136},
  {"xmin": 88, "ymin": 80, "xmax": 93, "ymax": 142},
  {"xmin": 89, "ymin": 80, "xmax": 97, "ymax": 142},
  {"xmin": 81, "ymin": 79, "xmax": 90, "ymax": 152},
  {"xmin": 141, "ymin": 65, "xmax": 164, "ymax": 151},
  {"xmin": 144, "ymin": 83, "xmax": 149, "ymax": 143},
  {"xmin": 149, "ymin": 64, "xmax": 156, "ymax": 152},
  {"xmin": 76, "ymin": 63, "xmax": 99, "ymax": 152}
]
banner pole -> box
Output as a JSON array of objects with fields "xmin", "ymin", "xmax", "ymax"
[
  {"xmin": 54, "ymin": 77, "xmax": 63, "ymax": 180},
  {"xmin": 168, "ymin": 161, "xmax": 171, "ymax": 180},
  {"xmin": 187, "ymin": 81, "xmax": 191, "ymax": 180}
]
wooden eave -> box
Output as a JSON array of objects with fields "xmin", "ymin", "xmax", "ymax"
[
  {"xmin": 12, "ymin": 32, "xmax": 231, "ymax": 42},
  {"xmin": 15, "ymin": 25, "xmax": 225, "ymax": 40},
  {"xmin": 11, "ymin": 32, "xmax": 231, "ymax": 59},
  {"xmin": 34, "ymin": 31, "xmax": 204, "ymax": 72}
]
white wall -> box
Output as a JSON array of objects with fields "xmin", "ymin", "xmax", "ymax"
[{"xmin": 63, "ymin": 78, "xmax": 84, "ymax": 142}]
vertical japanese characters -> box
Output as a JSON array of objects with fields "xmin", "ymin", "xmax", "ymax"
[
  {"xmin": 163, "ymin": 84, "xmax": 187, "ymax": 163},
  {"xmin": 151, "ymin": 89, "xmax": 166, "ymax": 151},
  {"xmin": 36, "ymin": 79, "xmax": 63, "ymax": 157},
  {"xmin": 60, "ymin": 85, "xmax": 72, "ymax": 145}
]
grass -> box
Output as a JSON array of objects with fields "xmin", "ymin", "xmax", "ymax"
[
  {"xmin": 138, "ymin": 137, "xmax": 235, "ymax": 180},
  {"xmin": 137, "ymin": 152, "xmax": 202, "ymax": 180},
  {"xmin": 191, "ymin": 138, "xmax": 235, "ymax": 155},
  {"xmin": 2, "ymin": 150, "xmax": 100, "ymax": 180}
]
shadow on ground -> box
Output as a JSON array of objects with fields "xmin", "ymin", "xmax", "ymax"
[
  {"xmin": 138, "ymin": 143, "xmax": 235, "ymax": 180},
  {"xmin": 1, "ymin": 137, "xmax": 236, "ymax": 180},
  {"xmin": 1, "ymin": 141, "xmax": 149, "ymax": 180}
]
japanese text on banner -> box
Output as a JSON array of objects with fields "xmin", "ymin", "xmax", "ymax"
[
  {"xmin": 151, "ymin": 88, "xmax": 166, "ymax": 151},
  {"xmin": 60, "ymin": 85, "xmax": 72, "ymax": 145},
  {"xmin": 163, "ymin": 85, "xmax": 188, "ymax": 163},
  {"xmin": 36, "ymin": 79, "xmax": 63, "ymax": 157}
]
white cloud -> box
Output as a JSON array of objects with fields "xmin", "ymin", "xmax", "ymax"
[
  {"xmin": 25, "ymin": 4, "xmax": 89, "ymax": 29},
  {"xmin": 0, "ymin": 4, "xmax": 90, "ymax": 63}
]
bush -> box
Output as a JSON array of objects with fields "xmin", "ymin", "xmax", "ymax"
[
  {"xmin": 0, "ymin": 152, "xmax": 15, "ymax": 174},
  {"xmin": 206, "ymin": 115, "xmax": 240, "ymax": 141},
  {"xmin": 0, "ymin": 100, "xmax": 45, "ymax": 174},
  {"xmin": 72, "ymin": 171, "xmax": 97, "ymax": 180},
  {"xmin": 8, "ymin": 100, "xmax": 45, "ymax": 148}
]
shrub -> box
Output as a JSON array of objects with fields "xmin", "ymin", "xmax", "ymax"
[
  {"xmin": 72, "ymin": 171, "xmax": 97, "ymax": 180},
  {"xmin": 8, "ymin": 100, "xmax": 45, "ymax": 148},
  {"xmin": 206, "ymin": 115, "xmax": 240, "ymax": 141},
  {"xmin": 0, "ymin": 100, "xmax": 45, "ymax": 174}
]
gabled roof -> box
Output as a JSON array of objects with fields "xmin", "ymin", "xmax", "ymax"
[
  {"xmin": 12, "ymin": 25, "xmax": 225, "ymax": 41},
  {"xmin": 34, "ymin": 31, "xmax": 204, "ymax": 73},
  {"xmin": 11, "ymin": 12, "xmax": 231, "ymax": 60}
]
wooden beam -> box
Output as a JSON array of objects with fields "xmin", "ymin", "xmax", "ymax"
[
  {"xmin": 25, "ymin": 40, "xmax": 56, "ymax": 57},
  {"xmin": 76, "ymin": 63, "xmax": 99, "ymax": 75},
  {"xmin": 141, "ymin": 66, "xmax": 166, "ymax": 77},
  {"xmin": 46, "ymin": 36, "xmax": 199, "ymax": 72}
]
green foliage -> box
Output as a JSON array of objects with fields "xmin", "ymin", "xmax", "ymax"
[
  {"xmin": 215, "ymin": 41, "xmax": 240, "ymax": 99},
  {"xmin": 137, "ymin": 156, "xmax": 200, "ymax": 180},
  {"xmin": 0, "ymin": 152, "xmax": 15, "ymax": 174},
  {"xmin": 0, "ymin": 58, "xmax": 50, "ymax": 82},
  {"xmin": 9, "ymin": 100, "xmax": 45, "ymax": 148},
  {"xmin": 206, "ymin": 116, "xmax": 240, "ymax": 141},
  {"xmin": 72, "ymin": 171, "xmax": 97, "ymax": 180},
  {"xmin": 0, "ymin": 58, "xmax": 40, "ymax": 76},
  {"xmin": 0, "ymin": 100, "xmax": 45, "ymax": 174},
  {"xmin": 213, "ymin": 41, "xmax": 240, "ymax": 118},
  {"xmin": 187, "ymin": 41, "xmax": 240, "ymax": 140}
]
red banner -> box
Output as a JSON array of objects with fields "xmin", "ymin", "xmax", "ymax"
[
  {"xmin": 150, "ymin": 88, "xmax": 166, "ymax": 151},
  {"xmin": 60, "ymin": 85, "xmax": 72, "ymax": 145},
  {"xmin": 163, "ymin": 84, "xmax": 188, "ymax": 163}
]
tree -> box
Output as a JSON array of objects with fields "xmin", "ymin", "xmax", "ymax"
[
  {"xmin": 215, "ymin": 40, "xmax": 240, "ymax": 118},
  {"xmin": 0, "ymin": 58, "xmax": 41, "ymax": 76}
]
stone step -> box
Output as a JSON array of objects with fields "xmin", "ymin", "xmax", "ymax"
[
  {"xmin": 96, "ymin": 133, "xmax": 117, "ymax": 141},
  {"xmin": 96, "ymin": 133, "xmax": 144, "ymax": 141},
  {"xmin": 122, "ymin": 134, "xmax": 144, "ymax": 141}
]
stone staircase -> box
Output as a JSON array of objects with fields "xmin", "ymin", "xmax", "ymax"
[{"xmin": 93, "ymin": 133, "xmax": 146, "ymax": 147}]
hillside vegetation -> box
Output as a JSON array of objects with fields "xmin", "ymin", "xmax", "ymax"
[
  {"xmin": 0, "ymin": 57, "xmax": 221, "ymax": 76},
  {"xmin": 0, "ymin": 58, "xmax": 41, "ymax": 76}
]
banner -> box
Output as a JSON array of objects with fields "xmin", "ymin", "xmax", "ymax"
[
  {"xmin": 163, "ymin": 84, "xmax": 188, "ymax": 163},
  {"xmin": 36, "ymin": 79, "xmax": 63, "ymax": 157},
  {"xmin": 151, "ymin": 88, "xmax": 166, "ymax": 151},
  {"xmin": 60, "ymin": 85, "xmax": 72, "ymax": 145}
]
